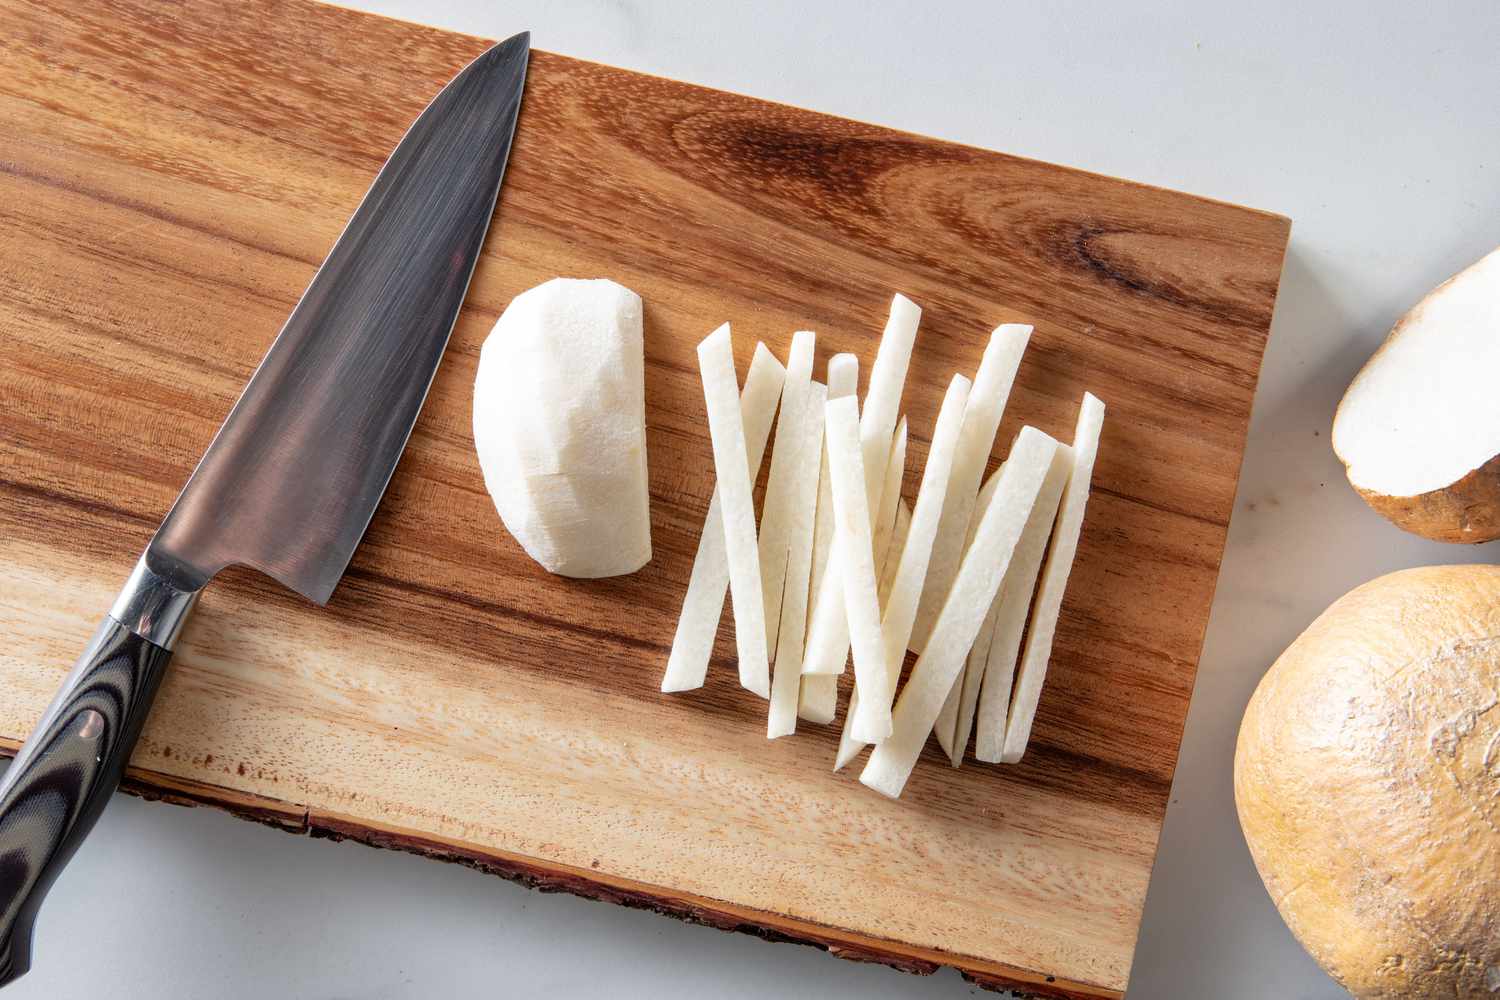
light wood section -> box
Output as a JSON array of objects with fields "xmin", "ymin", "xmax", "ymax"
[{"xmin": 0, "ymin": 0, "xmax": 1290, "ymax": 995}]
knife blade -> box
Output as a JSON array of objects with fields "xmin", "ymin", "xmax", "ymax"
[{"xmin": 0, "ymin": 32, "xmax": 530, "ymax": 986}]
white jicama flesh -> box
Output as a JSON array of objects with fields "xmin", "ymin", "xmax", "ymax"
[
  {"xmin": 1001, "ymin": 393, "xmax": 1104, "ymax": 763},
  {"xmin": 877, "ymin": 500, "xmax": 911, "ymax": 608},
  {"xmin": 473, "ymin": 277, "xmax": 651, "ymax": 578},
  {"xmin": 952, "ymin": 600, "xmax": 999, "ymax": 762},
  {"xmin": 871, "ymin": 416, "xmax": 908, "ymax": 578},
  {"xmin": 798, "ymin": 354, "xmax": 859, "ymax": 723},
  {"xmin": 696, "ymin": 324, "xmax": 771, "ymax": 698},
  {"xmin": 972, "ymin": 442, "xmax": 1073, "ymax": 762},
  {"xmin": 833, "ymin": 500, "xmax": 911, "ymax": 767},
  {"xmin": 823, "ymin": 395, "xmax": 892, "ymax": 743},
  {"xmin": 934, "ymin": 468, "xmax": 1000, "ymax": 758},
  {"xmin": 768, "ymin": 380, "xmax": 827, "ymax": 738},
  {"xmin": 801, "ymin": 296, "xmax": 920, "ymax": 676},
  {"xmin": 757, "ymin": 331, "xmax": 816, "ymax": 656},
  {"xmin": 837, "ymin": 374, "xmax": 971, "ymax": 770},
  {"xmin": 661, "ymin": 344, "xmax": 786, "ymax": 693},
  {"xmin": 910, "ymin": 324, "xmax": 1032, "ymax": 653},
  {"xmin": 1332, "ymin": 246, "xmax": 1500, "ymax": 543},
  {"xmin": 861, "ymin": 426, "xmax": 1058, "ymax": 799}
]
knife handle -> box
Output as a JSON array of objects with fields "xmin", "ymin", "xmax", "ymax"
[{"xmin": 0, "ymin": 556, "xmax": 198, "ymax": 987}]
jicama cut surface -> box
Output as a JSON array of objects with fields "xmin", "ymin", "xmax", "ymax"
[
  {"xmin": 757, "ymin": 331, "xmax": 816, "ymax": 656},
  {"xmin": 798, "ymin": 354, "xmax": 858, "ymax": 724},
  {"xmin": 768, "ymin": 380, "xmax": 827, "ymax": 738},
  {"xmin": 862, "ymin": 426, "xmax": 1058, "ymax": 799},
  {"xmin": 824, "ymin": 395, "xmax": 894, "ymax": 743},
  {"xmin": 1001, "ymin": 393, "xmax": 1105, "ymax": 763},
  {"xmin": 910, "ymin": 324, "xmax": 1031, "ymax": 653},
  {"xmin": 971, "ymin": 443, "xmax": 1073, "ymax": 762},
  {"xmin": 696, "ymin": 324, "xmax": 771, "ymax": 698},
  {"xmin": 801, "ymin": 298, "xmax": 919, "ymax": 676},
  {"xmin": 662, "ymin": 343, "xmax": 786, "ymax": 692},
  {"xmin": 837, "ymin": 374, "xmax": 971, "ymax": 770}
]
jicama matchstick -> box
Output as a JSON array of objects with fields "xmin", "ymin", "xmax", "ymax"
[
  {"xmin": 871, "ymin": 416, "xmax": 908, "ymax": 582},
  {"xmin": 798, "ymin": 354, "xmax": 858, "ymax": 723},
  {"xmin": 768, "ymin": 380, "xmax": 827, "ymax": 738},
  {"xmin": 934, "ymin": 469, "xmax": 1000, "ymax": 757},
  {"xmin": 910, "ymin": 324, "xmax": 1031, "ymax": 654},
  {"xmin": 801, "ymin": 296, "xmax": 920, "ymax": 675},
  {"xmin": 835, "ymin": 374, "xmax": 970, "ymax": 769},
  {"xmin": 757, "ymin": 331, "xmax": 816, "ymax": 656},
  {"xmin": 662, "ymin": 343, "xmax": 786, "ymax": 692},
  {"xmin": 950, "ymin": 599, "xmax": 999, "ymax": 763},
  {"xmin": 1000, "ymin": 393, "xmax": 1105, "ymax": 763},
  {"xmin": 971, "ymin": 442, "xmax": 1073, "ymax": 762},
  {"xmin": 696, "ymin": 324, "xmax": 771, "ymax": 698},
  {"xmin": 877, "ymin": 500, "xmax": 911, "ymax": 609},
  {"xmin": 861, "ymin": 426, "xmax": 1058, "ymax": 798},
  {"xmin": 823, "ymin": 395, "xmax": 892, "ymax": 743}
]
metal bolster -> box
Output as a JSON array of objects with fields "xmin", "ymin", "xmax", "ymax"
[{"xmin": 109, "ymin": 555, "xmax": 201, "ymax": 651}]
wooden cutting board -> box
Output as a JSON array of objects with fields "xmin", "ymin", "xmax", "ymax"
[{"xmin": 0, "ymin": 0, "xmax": 1290, "ymax": 995}]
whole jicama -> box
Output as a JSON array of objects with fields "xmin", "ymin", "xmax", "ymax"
[{"xmin": 1235, "ymin": 565, "xmax": 1500, "ymax": 998}]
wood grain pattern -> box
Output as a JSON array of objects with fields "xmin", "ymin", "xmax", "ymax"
[{"xmin": 0, "ymin": 0, "xmax": 1290, "ymax": 995}]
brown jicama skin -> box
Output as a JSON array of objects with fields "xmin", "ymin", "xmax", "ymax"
[
  {"xmin": 1349, "ymin": 453, "xmax": 1500, "ymax": 543},
  {"xmin": 1234, "ymin": 565, "xmax": 1500, "ymax": 999}
]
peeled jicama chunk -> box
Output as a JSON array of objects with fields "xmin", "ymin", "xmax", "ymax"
[
  {"xmin": 910, "ymin": 324, "xmax": 1031, "ymax": 652},
  {"xmin": 798, "ymin": 354, "xmax": 859, "ymax": 724},
  {"xmin": 1333, "ymin": 247, "xmax": 1500, "ymax": 542},
  {"xmin": 861, "ymin": 426, "xmax": 1058, "ymax": 798},
  {"xmin": 697, "ymin": 324, "xmax": 771, "ymax": 698},
  {"xmin": 1001, "ymin": 393, "xmax": 1105, "ymax": 763},
  {"xmin": 474, "ymin": 278, "xmax": 651, "ymax": 578},
  {"xmin": 661, "ymin": 344, "xmax": 786, "ymax": 693}
]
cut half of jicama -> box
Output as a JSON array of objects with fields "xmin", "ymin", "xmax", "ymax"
[
  {"xmin": 910, "ymin": 324, "xmax": 1031, "ymax": 654},
  {"xmin": 861, "ymin": 426, "xmax": 1058, "ymax": 799},
  {"xmin": 696, "ymin": 324, "xmax": 771, "ymax": 698},
  {"xmin": 970, "ymin": 442, "xmax": 1072, "ymax": 762},
  {"xmin": 836, "ymin": 374, "xmax": 971, "ymax": 770},
  {"xmin": 798, "ymin": 354, "xmax": 858, "ymax": 724},
  {"xmin": 768, "ymin": 380, "xmax": 827, "ymax": 738},
  {"xmin": 824, "ymin": 394, "xmax": 892, "ymax": 743},
  {"xmin": 662, "ymin": 343, "xmax": 786, "ymax": 693},
  {"xmin": 1000, "ymin": 393, "xmax": 1104, "ymax": 763},
  {"xmin": 757, "ymin": 331, "xmax": 816, "ymax": 658}
]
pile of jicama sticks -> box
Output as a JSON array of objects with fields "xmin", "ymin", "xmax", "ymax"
[{"xmin": 661, "ymin": 294, "xmax": 1104, "ymax": 798}]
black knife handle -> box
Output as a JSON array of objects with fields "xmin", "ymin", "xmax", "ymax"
[{"xmin": 0, "ymin": 618, "xmax": 175, "ymax": 986}]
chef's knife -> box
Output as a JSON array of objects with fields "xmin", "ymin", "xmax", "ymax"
[{"xmin": 0, "ymin": 32, "xmax": 530, "ymax": 985}]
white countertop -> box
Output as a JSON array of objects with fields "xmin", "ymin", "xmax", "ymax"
[{"xmin": 9, "ymin": 2, "xmax": 1500, "ymax": 997}]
